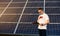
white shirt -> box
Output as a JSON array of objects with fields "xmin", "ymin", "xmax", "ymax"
[{"xmin": 37, "ymin": 13, "xmax": 49, "ymax": 29}]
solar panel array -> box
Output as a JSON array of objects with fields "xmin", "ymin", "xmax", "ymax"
[{"xmin": 0, "ymin": 0, "xmax": 60, "ymax": 36}]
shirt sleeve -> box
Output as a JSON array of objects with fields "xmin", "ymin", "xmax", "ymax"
[
  {"xmin": 37, "ymin": 15, "xmax": 40, "ymax": 24},
  {"xmin": 45, "ymin": 14, "xmax": 49, "ymax": 20}
]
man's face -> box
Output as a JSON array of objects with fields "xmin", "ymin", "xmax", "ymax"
[{"xmin": 38, "ymin": 10, "xmax": 43, "ymax": 14}]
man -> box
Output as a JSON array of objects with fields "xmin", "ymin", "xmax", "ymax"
[{"xmin": 33, "ymin": 8, "xmax": 50, "ymax": 36}]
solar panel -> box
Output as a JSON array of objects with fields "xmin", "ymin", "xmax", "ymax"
[{"xmin": 0, "ymin": 0, "xmax": 60, "ymax": 36}]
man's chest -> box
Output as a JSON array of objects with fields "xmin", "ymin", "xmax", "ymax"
[{"xmin": 38, "ymin": 15, "xmax": 45, "ymax": 20}]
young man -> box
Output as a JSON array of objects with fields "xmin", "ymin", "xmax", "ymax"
[{"xmin": 33, "ymin": 8, "xmax": 50, "ymax": 36}]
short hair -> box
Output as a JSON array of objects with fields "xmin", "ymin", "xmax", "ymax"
[{"xmin": 38, "ymin": 8, "xmax": 43, "ymax": 10}]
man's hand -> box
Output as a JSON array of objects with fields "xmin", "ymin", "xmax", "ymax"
[
  {"xmin": 32, "ymin": 21, "xmax": 38, "ymax": 24},
  {"xmin": 39, "ymin": 24, "xmax": 46, "ymax": 26}
]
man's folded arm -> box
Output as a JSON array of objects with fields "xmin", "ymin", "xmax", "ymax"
[{"xmin": 32, "ymin": 21, "xmax": 39, "ymax": 24}]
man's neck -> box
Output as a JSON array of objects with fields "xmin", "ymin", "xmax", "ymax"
[{"xmin": 40, "ymin": 13, "xmax": 45, "ymax": 15}]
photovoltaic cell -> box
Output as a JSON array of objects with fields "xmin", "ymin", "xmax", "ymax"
[{"xmin": 0, "ymin": 0, "xmax": 60, "ymax": 36}]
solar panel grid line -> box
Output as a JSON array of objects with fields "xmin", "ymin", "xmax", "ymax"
[
  {"xmin": 13, "ymin": 1, "xmax": 60, "ymax": 3},
  {"xmin": 48, "ymin": 35, "xmax": 60, "ymax": 36},
  {"xmin": 13, "ymin": 0, "xmax": 28, "ymax": 34},
  {"xmin": 0, "ymin": 22, "xmax": 17, "ymax": 23},
  {"xmin": 48, "ymin": 14, "xmax": 60, "ymax": 15},
  {"xmin": 2, "ymin": 13, "xmax": 60, "ymax": 15},
  {"xmin": 48, "ymin": 29, "xmax": 60, "ymax": 31},
  {"xmin": 19, "ymin": 22, "xmax": 60, "ymax": 24},
  {"xmin": 0, "ymin": 22, "xmax": 60, "ymax": 24},
  {"xmin": 0, "ymin": 0, "xmax": 11, "ymax": 2},
  {"xmin": 0, "ymin": 1, "xmax": 60, "ymax": 4},
  {"xmin": 44, "ymin": 0, "xmax": 45, "ymax": 12},
  {"xmin": 50, "ymin": 23, "xmax": 60, "ymax": 24},
  {"xmin": 0, "ymin": 0, "xmax": 13, "ymax": 17},
  {"xmin": 12, "ymin": 1, "xmax": 43, "ymax": 3},
  {"xmin": 0, "ymin": 2, "xmax": 9, "ymax": 3},
  {"xmin": 50, "ymin": 27, "xmax": 60, "ymax": 30},
  {"xmin": 45, "ymin": 1, "xmax": 60, "ymax": 2},
  {"xmin": 0, "ymin": 1, "xmax": 43, "ymax": 4},
  {"xmin": 20, "ymin": 13, "xmax": 60, "ymax": 15},
  {"xmin": 0, "ymin": 22, "xmax": 32, "ymax": 24},
  {"xmin": 0, "ymin": 33, "xmax": 39, "ymax": 35},
  {"xmin": 1, "ymin": 6, "xmax": 60, "ymax": 8},
  {"xmin": 0, "ymin": 7, "xmax": 60, "ymax": 10}
]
